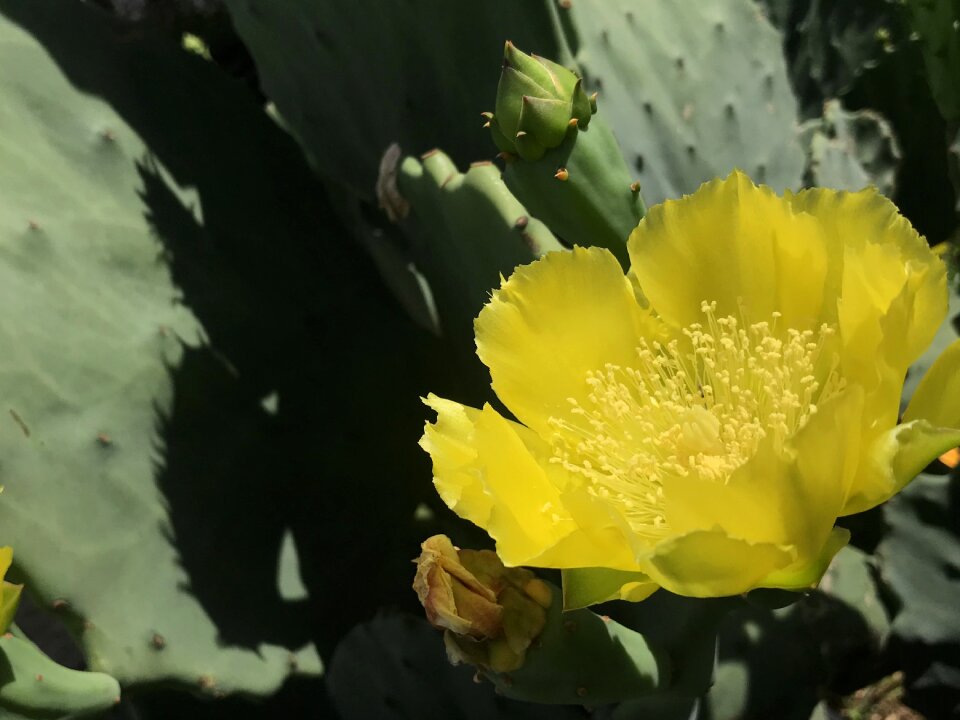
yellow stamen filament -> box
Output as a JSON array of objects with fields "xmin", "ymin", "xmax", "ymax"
[{"xmin": 548, "ymin": 301, "xmax": 842, "ymax": 538}]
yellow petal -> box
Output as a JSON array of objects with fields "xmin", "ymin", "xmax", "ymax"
[
  {"xmin": 903, "ymin": 337, "xmax": 960, "ymax": 428},
  {"xmin": 0, "ymin": 581, "xmax": 21, "ymax": 635},
  {"xmin": 841, "ymin": 331, "xmax": 960, "ymax": 514},
  {"xmin": 789, "ymin": 187, "xmax": 946, "ymax": 419},
  {"xmin": 790, "ymin": 386, "xmax": 864, "ymax": 550},
  {"xmin": 664, "ymin": 388, "xmax": 861, "ymax": 564},
  {"xmin": 760, "ymin": 526, "xmax": 850, "ymax": 590},
  {"xmin": 0, "ymin": 547, "xmax": 11, "ymax": 581},
  {"xmin": 548, "ymin": 483, "xmax": 650, "ymax": 568},
  {"xmin": 836, "ymin": 338, "xmax": 960, "ymax": 514},
  {"xmin": 790, "ymin": 187, "xmax": 946, "ymax": 372},
  {"xmin": 628, "ymin": 171, "xmax": 831, "ymax": 332},
  {"xmin": 0, "ymin": 548, "xmax": 19, "ymax": 634},
  {"xmin": 475, "ymin": 246, "xmax": 660, "ymax": 437},
  {"xmin": 842, "ymin": 420, "xmax": 960, "ymax": 515},
  {"xmin": 642, "ymin": 530, "xmax": 795, "ymax": 598},
  {"xmin": 420, "ymin": 396, "xmax": 639, "ymax": 569},
  {"xmin": 787, "ymin": 187, "xmax": 946, "ymax": 512},
  {"xmin": 561, "ymin": 567, "xmax": 658, "ymax": 610},
  {"xmin": 420, "ymin": 395, "xmax": 492, "ymax": 528}
]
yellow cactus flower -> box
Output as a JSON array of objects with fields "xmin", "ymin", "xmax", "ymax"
[{"xmin": 420, "ymin": 171, "xmax": 960, "ymax": 606}]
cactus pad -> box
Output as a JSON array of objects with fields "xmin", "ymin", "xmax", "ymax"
[{"xmin": 0, "ymin": 1, "xmax": 322, "ymax": 695}]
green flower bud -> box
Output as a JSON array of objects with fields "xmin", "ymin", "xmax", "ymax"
[
  {"xmin": 487, "ymin": 42, "xmax": 594, "ymax": 161},
  {"xmin": 412, "ymin": 535, "xmax": 553, "ymax": 673}
]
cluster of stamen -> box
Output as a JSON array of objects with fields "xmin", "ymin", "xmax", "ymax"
[{"xmin": 548, "ymin": 301, "xmax": 841, "ymax": 538}]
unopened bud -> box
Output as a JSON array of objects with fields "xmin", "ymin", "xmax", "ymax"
[
  {"xmin": 488, "ymin": 42, "xmax": 595, "ymax": 161},
  {"xmin": 413, "ymin": 535, "xmax": 552, "ymax": 673},
  {"xmin": 413, "ymin": 535, "xmax": 501, "ymax": 638}
]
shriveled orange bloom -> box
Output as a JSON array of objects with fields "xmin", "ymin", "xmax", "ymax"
[{"xmin": 420, "ymin": 172, "xmax": 960, "ymax": 606}]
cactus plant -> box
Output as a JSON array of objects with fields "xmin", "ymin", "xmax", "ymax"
[
  {"xmin": 697, "ymin": 547, "xmax": 891, "ymax": 720},
  {"xmin": 764, "ymin": 0, "xmax": 960, "ymax": 245},
  {"xmin": 479, "ymin": 584, "xmax": 671, "ymax": 705},
  {"xmin": 876, "ymin": 473, "xmax": 960, "ymax": 717},
  {"xmin": 901, "ymin": 0, "xmax": 960, "ymax": 123},
  {"xmin": 409, "ymin": 537, "xmax": 751, "ymax": 706},
  {"xmin": 555, "ymin": 0, "xmax": 806, "ymax": 206},
  {"xmin": 486, "ymin": 41, "xmax": 642, "ymax": 267},
  {"xmin": 327, "ymin": 612, "xmax": 588, "ymax": 720},
  {"xmin": 221, "ymin": 0, "xmax": 560, "ymax": 201},
  {"xmin": 395, "ymin": 148, "xmax": 562, "ymax": 385},
  {"xmin": 0, "ymin": 627, "xmax": 120, "ymax": 719},
  {"xmin": 758, "ymin": 0, "xmax": 898, "ymax": 115},
  {"xmin": 223, "ymin": 0, "xmax": 808, "ymax": 210},
  {"xmin": 799, "ymin": 99, "xmax": 901, "ymax": 195},
  {"xmin": 0, "ymin": 0, "xmax": 333, "ymax": 695},
  {"xmin": 0, "ymin": 0, "xmax": 957, "ymax": 718}
]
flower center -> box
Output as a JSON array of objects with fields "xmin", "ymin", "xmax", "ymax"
[{"xmin": 548, "ymin": 301, "xmax": 842, "ymax": 537}]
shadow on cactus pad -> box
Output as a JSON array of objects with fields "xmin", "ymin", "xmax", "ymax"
[{"xmin": 0, "ymin": 0, "xmax": 459, "ymax": 705}]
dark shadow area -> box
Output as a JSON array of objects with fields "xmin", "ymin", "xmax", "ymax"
[
  {"xmin": 766, "ymin": 0, "xmax": 958, "ymax": 245},
  {"xmin": 837, "ymin": 504, "xmax": 888, "ymax": 554},
  {"xmin": 603, "ymin": 592, "xmax": 738, "ymax": 698},
  {"xmin": 881, "ymin": 472, "xmax": 960, "ymax": 718},
  {"xmin": 223, "ymin": 0, "xmax": 561, "ymax": 202},
  {"xmin": 327, "ymin": 611, "xmax": 589, "ymax": 720},
  {"xmin": 13, "ymin": 594, "xmax": 85, "ymax": 671},
  {"xmin": 703, "ymin": 591, "xmax": 884, "ymax": 720},
  {"xmin": 120, "ymin": 674, "xmax": 338, "ymax": 720},
  {"xmin": 0, "ymin": 2, "xmax": 483, "ymax": 708},
  {"xmin": 890, "ymin": 637, "xmax": 960, "ymax": 719}
]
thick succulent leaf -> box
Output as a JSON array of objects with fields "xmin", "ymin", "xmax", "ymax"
[
  {"xmin": 702, "ymin": 547, "xmax": 890, "ymax": 719},
  {"xmin": 758, "ymin": 0, "xmax": 896, "ymax": 113},
  {"xmin": 903, "ymin": 0, "xmax": 960, "ymax": 123},
  {"xmin": 327, "ymin": 613, "xmax": 585, "ymax": 720},
  {"xmin": 878, "ymin": 475, "xmax": 960, "ymax": 646},
  {"xmin": 877, "ymin": 473, "xmax": 960, "ymax": 716},
  {"xmin": 558, "ymin": 0, "xmax": 806, "ymax": 205},
  {"xmin": 0, "ymin": 0, "xmax": 330, "ymax": 695},
  {"xmin": 798, "ymin": 100, "xmax": 900, "ymax": 196},
  {"xmin": 0, "ymin": 628, "xmax": 120, "ymax": 719},
  {"xmin": 397, "ymin": 150, "xmax": 561, "ymax": 396},
  {"xmin": 222, "ymin": 0, "xmax": 560, "ymax": 200}
]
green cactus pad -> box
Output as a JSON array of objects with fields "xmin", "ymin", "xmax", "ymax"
[
  {"xmin": 502, "ymin": 119, "xmax": 643, "ymax": 268},
  {"xmin": 557, "ymin": 0, "xmax": 806, "ymax": 205},
  {"xmin": 483, "ymin": 585, "xmax": 671, "ymax": 705},
  {"xmin": 759, "ymin": 0, "xmax": 897, "ymax": 114},
  {"xmin": 902, "ymin": 0, "xmax": 960, "ymax": 123},
  {"xmin": 0, "ymin": 627, "xmax": 120, "ymax": 719},
  {"xmin": 878, "ymin": 473, "xmax": 960, "ymax": 647},
  {"xmin": 876, "ymin": 473, "xmax": 960, "ymax": 714},
  {"xmin": 222, "ymin": 0, "xmax": 560, "ymax": 200},
  {"xmin": 0, "ymin": 1, "xmax": 324, "ymax": 695},
  {"xmin": 799, "ymin": 100, "xmax": 901, "ymax": 196},
  {"xmin": 327, "ymin": 612, "xmax": 587, "ymax": 720},
  {"xmin": 397, "ymin": 149, "xmax": 562, "ymax": 386},
  {"xmin": 702, "ymin": 547, "xmax": 891, "ymax": 720}
]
